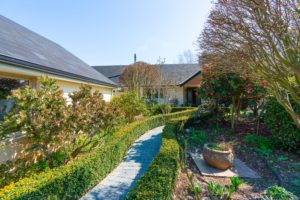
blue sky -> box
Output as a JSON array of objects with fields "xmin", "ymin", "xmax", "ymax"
[{"xmin": 0, "ymin": 0, "xmax": 212, "ymax": 65}]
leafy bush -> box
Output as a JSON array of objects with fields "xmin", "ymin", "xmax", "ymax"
[
  {"xmin": 111, "ymin": 92, "xmax": 148, "ymax": 122},
  {"xmin": 150, "ymin": 103, "xmax": 172, "ymax": 115},
  {"xmin": 0, "ymin": 78, "xmax": 123, "ymax": 187},
  {"xmin": 0, "ymin": 77, "xmax": 70, "ymax": 167},
  {"xmin": 0, "ymin": 109, "xmax": 197, "ymax": 199},
  {"xmin": 264, "ymin": 97, "xmax": 300, "ymax": 150},
  {"xmin": 244, "ymin": 134, "xmax": 273, "ymax": 157},
  {"xmin": 189, "ymin": 130, "xmax": 206, "ymax": 147},
  {"xmin": 266, "ymin": 185, "xmax": 298, "ymax": 200},
  {"xmin": 198, "ymin": 72, "xmax": 266, "ymax": 130},
  {"xmin": 68, "ymin": 85, "xmax": 124, "ymax": 158},
  {"xmin": 126, "ymin": 116, "xmax": 192, "ymax": 199}
]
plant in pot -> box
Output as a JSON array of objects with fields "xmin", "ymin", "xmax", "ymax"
[{"xmin": 203, "ymin": 142, "xmax": 234, "ymax": 170}]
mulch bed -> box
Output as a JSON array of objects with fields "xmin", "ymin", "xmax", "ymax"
[{"xmin": 172, "ymin": 118, "xmax": 300, "ymax": 200}]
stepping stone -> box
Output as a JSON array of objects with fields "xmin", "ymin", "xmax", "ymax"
[
  {"xmin": 190, "ymin": 153, "xmax": 260, "ymax": 178},
  {"xmin": 80, "ymin": 126, "xmax": 164, "ymax": 200}
]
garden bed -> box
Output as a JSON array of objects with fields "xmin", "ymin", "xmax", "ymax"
[
  {"xmin": 173, "ymin": 117, "xmax": 300, "ymax": 199},
  {"xmin": 0, "ymin": 109, "xmax": 197, "ymax": 200}
]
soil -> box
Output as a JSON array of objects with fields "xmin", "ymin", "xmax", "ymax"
[{"xmin": 172, "ymin": 118, "xmax": 300, "ymax": 200}]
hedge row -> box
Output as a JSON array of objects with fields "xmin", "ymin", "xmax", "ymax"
[
  {"xmin": 0, "ymin": 109, "xmax": 197, "ymax": 200},
  {"xmin": 126, "ymin": 116, "xmax": 191, "ymax": 199},
  {"xmin": 171, "ymin": 107, "xmax": 194, "ymax": 113}
]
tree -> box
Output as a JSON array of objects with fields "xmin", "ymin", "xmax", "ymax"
[
  {"xmin": 0, "ymin": 77, "xmax": 70, "ymax": 168},
  {"xmin": 68, "ymin": 85, "xmax": 123, "ymax": 158},
  {"xmin": 119, "ymin": 62, "xmax": 159, "ymax": 97},
  {"xmin": 178, "ymin": 49, "xmax": 196, "ymax": 64},
  {"xmin": 199, "ymin": 66, "xmax": 266, "ymax": 130},
  {"xmin": 111, "ymin": 92, "xmax": 147, "ymax": 122},
  {"xmin": 198, "ymin": 0, "xmax": 300, "ymax": 128}
]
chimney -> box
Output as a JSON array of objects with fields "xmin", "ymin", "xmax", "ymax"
[{"xmin": 134, "ymin": 53, "xmax": 137, "ymax": 63}]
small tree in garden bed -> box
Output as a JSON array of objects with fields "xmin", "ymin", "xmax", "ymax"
[
  {"xmin": 68, "ymin": 85, "xmax": 124, "ymax": 159},
  {"xmin": 111, "ymin": 92, "xmax": 148, "ymax": 122},
  {"xmin": 0, "ymin": 77, "xmax": 70, "ymax": 168},
  {"xmin": 198, "ymin": 66, "xmax": 266, "ymax": 130},
  {"xmin": 0, "ymin": 77, "xmax": 123, "ymax": 168}
]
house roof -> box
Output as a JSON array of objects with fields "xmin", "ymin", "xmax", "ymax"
[
  {"xmin": 93, "ymin": 64, "xmax": 201, "ymax": 86},
  {"xmin": 0, "ymin": 15, "xmax": 117, "ymax": 87},
  {"xmin": 177, "ymin": 70, "xmax": 201, "ymax": 86}
]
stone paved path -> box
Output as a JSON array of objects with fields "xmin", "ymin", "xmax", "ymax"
[{"xmin": 80, "ymin": 126, "xmax": 164, "ymax": 200}]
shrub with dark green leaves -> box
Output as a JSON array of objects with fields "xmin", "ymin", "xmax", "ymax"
[
  {"xmin": 266, "ymin": 185, "xmax": 298, "ymax": 200},
  {"xmin": 264, "ymin": 97, "xmax": 300, "ymax": 150}
]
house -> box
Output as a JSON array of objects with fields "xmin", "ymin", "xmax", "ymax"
[
  {"xmin": 93, "ymin": 63, "xmax": 202, "ymax": 106},
  {"xmin": 0, "ymin": 15, "xmax": 117, "ymax": 104}
]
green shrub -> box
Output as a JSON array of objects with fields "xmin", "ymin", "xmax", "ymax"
[
  {"xmin": 264, "ymin": 97, "xmax": 300, "ymax": 150},
  {"xmin": 0, "ymin": 109, "xmax": 197, "ymax": 200},
  {"xmin": 244, "ymin": 134, "xmax": 273, "ymax": 157},
  {"xmin": 0, "ymin": 77, "xmax": 70, "ymax": 167},
  {"xmin": 189, "ymin": 130, "xmax": 206, "ymax": 147},
  {"xmin": 111, "ymin": 92, "xmax": 148, "ymax": 122},
  {"xmin": 266, "ymin": 185, "xmax": 298, "ymax": 200},
  {"xmin": 126, "ymin": 116, "xmax": 192, "ymax": 200},
  {"xmin": 171, "ymin": 107, "xmax": 194, "ymax": 113},
  {"xmin": 150, "ymin": 103, "xmax": 172, "ymax": 115},
  {"xmin": 0, "ymin": 79, "xmax": 124, "ymax": 186}
]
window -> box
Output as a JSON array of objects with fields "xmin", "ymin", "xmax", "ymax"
[{"xmin": 0, "ymin": 78, "xmax": 29, "ymax": 121}]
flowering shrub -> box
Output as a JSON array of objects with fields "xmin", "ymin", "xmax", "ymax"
[{"xmin": 198, "ymin": 70, "xmax": 266, "ymax": 129}]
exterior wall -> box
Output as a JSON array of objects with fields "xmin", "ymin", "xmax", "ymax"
[
  {"xmin": 55, "ymin": 80, "xmax": 113, "ymax": 103},
  {"xmin": 0, "ymin": 62, "xmax": 114, "ymax": 102},
  {"xmin": 165, "ymin": 86, "xmax": 184, "ymax": 105}
]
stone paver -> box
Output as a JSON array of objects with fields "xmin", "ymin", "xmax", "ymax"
[
  {"xmin": 80, "ymin": 126, "xmax": 164, "ymax": 200},
  {"xmin": 190, "ymin": 153, "xmax": 260, "ymax": 178}
]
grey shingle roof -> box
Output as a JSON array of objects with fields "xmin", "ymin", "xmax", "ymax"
[
  {"xmin": 0, "ymin": 15, "xmax": 116, "ymax": 87},
  {"xmin": 93, "ymin": 64, "xmax": 201, "ymax": 86}
]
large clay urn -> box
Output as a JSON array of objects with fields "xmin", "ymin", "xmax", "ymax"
[{"xmin": 203, "ymin": 143, "xmax": 234, "ymax": 170}]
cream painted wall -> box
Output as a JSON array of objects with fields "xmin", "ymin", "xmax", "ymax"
[
  {"xmin": 55, "ymin": 80, "xmax": 113, "ymax": 103},
  {"xmin": 0, "ymin": 62, "xmax": 114, "ymax": 102},
  {"xmin": 166, "ymin": 86, "xmax": 184, "ymax": 105}
]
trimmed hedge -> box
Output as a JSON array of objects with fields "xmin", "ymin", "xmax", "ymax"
[
  {"xmin": 264, "ymin": 97, "xmax": 300, "ymax": 151},
  {"xmin": 126, "ymin": 116, "xmax": 191, "ymax": 199},
  {"xmin": 171, "ymin": 107, "xmax": 194, "ymax": 113},
  {"xmin": 0, "ymin": 109, "xmax": 197, "ymax": 200}
]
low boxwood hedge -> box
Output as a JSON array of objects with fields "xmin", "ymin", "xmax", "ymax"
[
  {"xmin": 0, "ymin": 109, "xmax": 197, "ymax": 200},
  {"xmin": 126, "ymin": 116, "xmax": 192, "ymax": 200},
  {"xmin": 171, "ymin": 107, "xmax": 194, "ymax": 113}
]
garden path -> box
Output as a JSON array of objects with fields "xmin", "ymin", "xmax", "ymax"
[{"xmin": 80, "ymin": 126, "xmax": 164, "ymax": 200}]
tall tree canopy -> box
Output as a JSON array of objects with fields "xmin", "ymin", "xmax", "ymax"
[
  {"xmin": 119, "ymin": 61, "xmax": 159, "ymax": 96},
  {"xmin": 199, "ymin": 0, "xmax": 300, "ymax": 128}
]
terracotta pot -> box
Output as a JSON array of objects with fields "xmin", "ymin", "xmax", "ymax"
[{"xmin": 203, "ymin": 143, "xmax": 234, "ymax": 170}]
